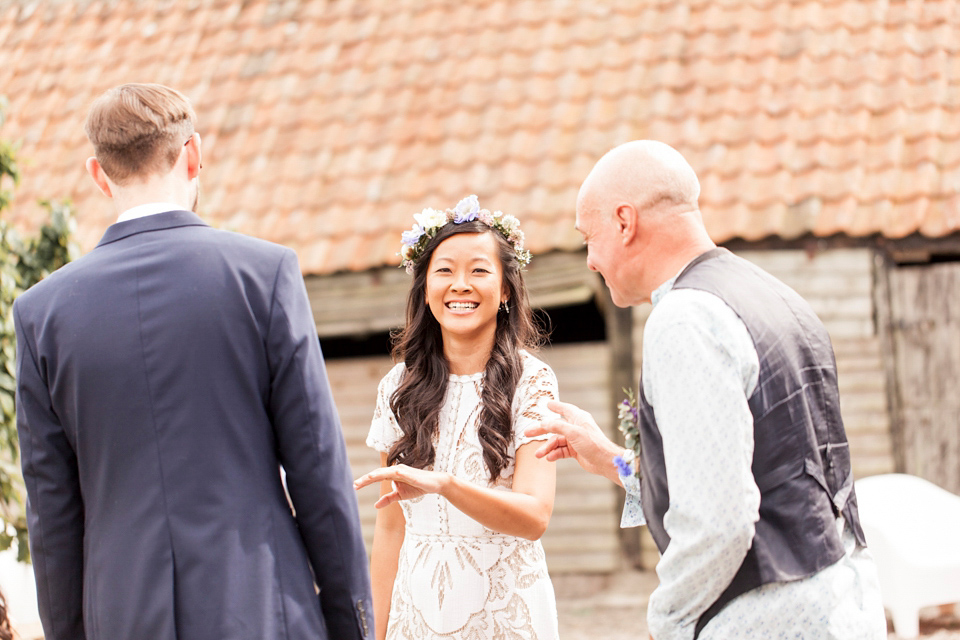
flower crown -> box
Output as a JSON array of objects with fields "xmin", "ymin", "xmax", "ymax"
[{"xmin": 399, "ymin": 195, "xmax": 532, "ymax": 274}]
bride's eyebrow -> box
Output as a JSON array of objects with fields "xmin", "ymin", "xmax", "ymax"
[{"xmin": 434, "ymin": 254, "xmax": 495, "ymax": 263}]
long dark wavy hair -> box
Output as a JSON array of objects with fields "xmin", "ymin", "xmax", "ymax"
[
  {"xmin": 387, "ymin": 220, "xmax": 544, "ymax": 481},
  {"xmin": 0, "ymin": 588, "xmax": 11, "ymax": 640}
]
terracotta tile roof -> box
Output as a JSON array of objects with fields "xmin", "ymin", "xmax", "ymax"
[{"xmin": 2, "ymin": 0, "xmax": 960, "ymax": 275}]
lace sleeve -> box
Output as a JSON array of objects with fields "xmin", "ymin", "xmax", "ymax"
[
  {"xmin": 512, "ymin": 357, "xmax": 559, "ymax": 449},
  {"xmin": 366, "ymin": 364, "xmax": 404, "ymax": 454}
]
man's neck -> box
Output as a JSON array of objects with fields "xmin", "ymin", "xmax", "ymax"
[
  {"xmin": 665, "ymin": 240, "xmax": 717, "ymax": 278},
  {"xmin": 109, "ymin": 176, "xmax": 192, "ymax": 218},
  {"xmin": 117, "ymin": 202, "xmax": 186, "ymax": 223},
  {"xmin": 640, "ymin": 212, "xmax": 717, "ymax": 300}
]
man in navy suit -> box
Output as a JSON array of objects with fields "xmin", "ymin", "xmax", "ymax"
[{"xmin": 14, "ymin": 83, "xmax": 373, "ymax": 639}]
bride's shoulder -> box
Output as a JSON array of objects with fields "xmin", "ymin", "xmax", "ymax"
[
  {"xmin": 518, "ymin": 350, "xmax": 556, "ymax": 380},
  {"xmin": 377, "ymin": 362, "xmax": 407, "ymax": 392}
]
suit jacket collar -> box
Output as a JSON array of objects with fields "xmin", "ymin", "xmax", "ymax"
[{"xmin": 96, "ymin": 210, "xmax": 209, "ymax": 248}]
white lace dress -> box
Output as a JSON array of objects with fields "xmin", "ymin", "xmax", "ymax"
[{"xmin": 366, "ymin": 351, "xmax": 560, "ymax": 640}]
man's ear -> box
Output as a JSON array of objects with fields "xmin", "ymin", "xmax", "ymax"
[
  {"xmin": 184, "ymin": 132, "xmax": 202, "ymax": 180},
  {"xmin": 85, "ymin": 157, "xmax": 113, "ymax": 198},
  {"xmin": 613, "ymin": 203, "xmax": 639, "ymax": 245}
]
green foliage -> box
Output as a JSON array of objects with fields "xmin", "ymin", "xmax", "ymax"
[
  {"xmin": 0, "ymin": 97, "xmax": 20, "ymax": 214},
  {"xmin": 0, "ymin": 99, "xmax": 78, "ymax": 562}
]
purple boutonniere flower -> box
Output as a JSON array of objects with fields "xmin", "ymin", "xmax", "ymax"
[
  {"xmin": 617, "ymin": 389, "xmax": 641, "ymax": 478},
  {"xmin": 613, "ymin": 454, "xmax": 633, "ymax": 477}
]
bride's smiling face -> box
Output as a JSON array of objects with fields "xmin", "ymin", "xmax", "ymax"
[{"xmin": 425, "ymin": 232, "xmax": 507, "ymax": 344}]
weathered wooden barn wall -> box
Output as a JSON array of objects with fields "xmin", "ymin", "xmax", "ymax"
[
  {"xmin": 326, "ymin": 341, "xmax": 622, "ymax": 575},
  {"xmin": 883, "ymin": 261, "xmax": 960, "ymax": 494}
]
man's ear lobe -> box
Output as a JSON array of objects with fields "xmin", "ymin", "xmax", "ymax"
[{"xmin": 85, "ymin": 157, "xmax": 113, "ymax": 198}]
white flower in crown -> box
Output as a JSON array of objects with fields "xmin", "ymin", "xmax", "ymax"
[
  {"xmin": 500, "ymin": 214, "xmax": 521, "ymax": 232},
  {"xmin": 413, "ymin": 207, "xmax": 448, "ymax": 231}
]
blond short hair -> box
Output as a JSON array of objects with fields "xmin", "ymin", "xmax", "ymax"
[{"xmin": 84, "ymin": 83, "xmax": 196, "ymax": 185}]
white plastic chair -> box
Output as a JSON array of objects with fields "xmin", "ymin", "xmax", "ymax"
[{"xmin": 855, "ymin": 473, "xmax": 960, "ymax": 638}]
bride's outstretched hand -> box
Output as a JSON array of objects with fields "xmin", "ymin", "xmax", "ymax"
[{"xmin": 354, "ymin": 465, "xmax": 451, "ymax": 508}]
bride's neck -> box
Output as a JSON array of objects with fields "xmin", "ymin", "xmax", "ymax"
[{"xmin": 442, "ymin": 332, "xmax": 494, "ymax": 376}]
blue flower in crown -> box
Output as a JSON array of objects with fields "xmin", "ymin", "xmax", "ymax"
[
  {"xmin": 453, "ymin": 194, "xmax": 480, "ymax": 223},
  {"xmin": 401, "ymin": 225, "xmax": 425, "ymax": 246}
]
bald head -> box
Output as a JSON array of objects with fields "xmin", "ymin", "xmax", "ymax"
[{"xmin": 578, "ymin": 140, "xmax": 700, "ymax": 218}]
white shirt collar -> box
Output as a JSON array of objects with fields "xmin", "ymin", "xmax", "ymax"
[
  {"xmin": 117, "ymin": 202, "xmax": 185, "ymax": 223},
  {"xmin": 651, "ymin": 259, "xmax": 695, "ymax": 307}
]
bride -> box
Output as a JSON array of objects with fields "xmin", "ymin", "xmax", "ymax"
[{"xmin": 354, "ymin": 195, "xmax": 559, "ymax": 639}]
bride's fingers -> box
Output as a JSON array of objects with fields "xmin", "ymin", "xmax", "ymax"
[
  {"xmin": 374, "ymin": 490, "xmax": 401, "ymax": 509},
  {"xmin": 353, "ymin": 472, "xmax": 382, "ymax": 490},
  {"xmin": 354, "ymin": 467, "xmax": 401, "ymax": 490}
]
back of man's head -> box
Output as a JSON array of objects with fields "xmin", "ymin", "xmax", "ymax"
[
  {"xmin": 580, "ymin": 140, "xmax": 701, "ymax": 217},
  {"xmin": 84, "ymin": 83, "xmax": 196, "ymax": 186}
]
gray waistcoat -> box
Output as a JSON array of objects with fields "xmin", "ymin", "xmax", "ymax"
[{"xmin": 637, "ymin": 248, "xmax": 866, "ymax": 637}]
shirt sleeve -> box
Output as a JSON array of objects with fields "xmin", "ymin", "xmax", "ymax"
[
  {"xmin": 512, "ymin": 357, "xmax": 559, "ymax": 449},
  {"xmin": 642, "ymin": 290, "xmax": 760, "ymax": 640},
  {"xmin": 366, "ymin": 364, "xmax": 404, "ymax": 454},
  {"xmin": 619, "ymin": 472, "xmax": 647, "ymax": 528}
]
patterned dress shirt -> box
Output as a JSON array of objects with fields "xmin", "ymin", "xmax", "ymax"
[{"xmin": 620, "ymin": 269, "xmax": 887, "ymax": 640}]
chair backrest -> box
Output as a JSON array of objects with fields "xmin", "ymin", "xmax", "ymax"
[{"xmin": 856, "ymin": 473, "xmax": 960, "ymax": 563}]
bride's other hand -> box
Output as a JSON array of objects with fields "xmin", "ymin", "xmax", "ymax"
[{"xmin": 354, "ymin": 465, "xmax": 451, "ymax": 508}]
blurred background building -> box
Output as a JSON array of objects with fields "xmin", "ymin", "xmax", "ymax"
[{"xmin": 2, "ymin": 0, "xmax": 958, "ymax": 581}]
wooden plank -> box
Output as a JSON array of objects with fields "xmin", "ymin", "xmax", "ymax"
[
  {"xmin": 832, "ymin": 336, "xmax": 883, "ymax": 359},
  {"xmin": 836, "ymin": 370, "xmax": 887, "ymax": 393},
  {"xmin": 887, "ymin": 261, "xmax": 960, "ymax": 493}
]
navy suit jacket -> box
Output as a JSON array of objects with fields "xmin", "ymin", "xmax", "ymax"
[{"xmin": 14, "ymin": 211, "xmax": 373, "ymax": 640}]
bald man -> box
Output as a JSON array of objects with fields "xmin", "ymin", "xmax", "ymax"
[{"xmin": 527, "ymin": 141, "xmax": 886, "ymax": 639}]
